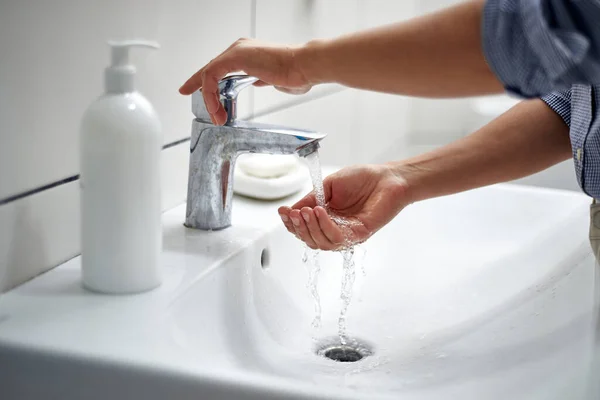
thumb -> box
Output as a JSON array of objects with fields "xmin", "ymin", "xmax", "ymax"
[{"xmin": 291, "ymin": 191, "xmax": 317, "ymax": 210}]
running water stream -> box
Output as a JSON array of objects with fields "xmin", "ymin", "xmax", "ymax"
[
  {"xmin": 303, "ymin": 247, "xmax": 322, "ymax": 328},
  {"xmin": 304, "ymin": 150, "xmax": 361, "ymax": 345}
]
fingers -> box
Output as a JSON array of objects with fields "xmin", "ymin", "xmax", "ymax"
[
  {"xmin": 179, "ymin": 38, "xmax": 244, "ymax": 95},
  {"xmin": 200, "ymin": 58, "xmax": 240, "ymax": 125},
  {"xmin": 289, "ymin": 209, "xmax": 318, "ymax": 249},
  {"xmin": 179, "ymin": 61, "xmax": 231, "ymax": 125},
  {"xmin": 179, "ymin": 50, "xmax": 242, "ymax": 125},
  {"xmin": 314, "ymin": 206, "xmax": 346, "ymax": 246},
  {"xmin": 278, "ymin": 206, "xmax": 295, "ymax": 234},
  {"xmin": 179, "ymin": 66, "xmax": 204, "ymax": 95},
  {"xmin": 201, "ymin": 82, "xmax": 222, "ymax": 125},
  {"xmin": 279, "ymin": 204, "xmax": 346, "ymax": 251},
  {"xmin": 301, "ymin": 207, "xmax": 338, "ymax": 250},
  {"xmin": 179, "ymin": 37, "xmax": 312, "ymax": 125}
]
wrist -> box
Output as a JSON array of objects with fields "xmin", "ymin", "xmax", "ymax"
[
  {"xmin": 385, "ymin": 161, "xmax": 429, "ymax": 205},
  {"xmin": 294, "ymin": 39, "xmax": 332, "ymax": 85}
]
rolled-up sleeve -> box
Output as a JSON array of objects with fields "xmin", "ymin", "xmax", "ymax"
[
  {"xmin": 483, "ymin": 0, "xmax": 600, "ymax": 98},
  {"xmin": 541, "ymin": 89, "xmax": 572, "ymax": 126}
]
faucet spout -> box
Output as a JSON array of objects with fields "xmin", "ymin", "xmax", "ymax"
[
  {"xmin": 185, "ymin": 119, "xmax": 325, "ymax": 230},
  {"xmin": 297, "ymin": 141, "xmax": 321, "ymax": 158}
]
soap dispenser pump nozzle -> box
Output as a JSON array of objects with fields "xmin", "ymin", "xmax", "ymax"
[{"xmin": 105, "ymin": 40, "xmax": 159, "ymax": 94}]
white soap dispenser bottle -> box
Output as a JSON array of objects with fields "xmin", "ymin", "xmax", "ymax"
[{"xmin": 80, "ymin": 40, "xmax": 162, "ymax": 294}]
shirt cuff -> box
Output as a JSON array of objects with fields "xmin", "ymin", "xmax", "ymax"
[{"xmin": 540, "ymin": 90, "xmax": 572, "ymax": 127}]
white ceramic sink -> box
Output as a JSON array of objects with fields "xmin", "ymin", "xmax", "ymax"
[{"xmin": 1, "ymin": 181, "xmax": 599, "ymax": 400}]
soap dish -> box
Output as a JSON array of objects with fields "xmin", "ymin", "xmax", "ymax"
[{"xmin": 233, "ymin": 163, "xmax": 309, "ymax": 200}]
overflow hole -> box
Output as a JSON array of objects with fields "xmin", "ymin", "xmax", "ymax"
[{"xmin": 261, "ymin": 248, "xmax": 270, "ymax": 269}]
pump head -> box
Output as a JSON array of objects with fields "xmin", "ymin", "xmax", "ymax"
[{"xmin": 105, "ymin": 40, "xmax": 159, "ymax": 93}]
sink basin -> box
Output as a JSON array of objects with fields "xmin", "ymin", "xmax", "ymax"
[
  {"xmin": 171, "ymin": 184, "xmax": 599, "ymax": 399},
  {"xmin": 1, "ymin": 182, "xmax": 599, "ymax": 400}
]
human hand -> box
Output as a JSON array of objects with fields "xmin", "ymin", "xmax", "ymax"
[
  {"xmin": 278, "ymin": 164, "xmax": 410, "ymax": 251},
  {"xmin": 179, "ymin": 38, "xmax": 313, "ymax": 125}
]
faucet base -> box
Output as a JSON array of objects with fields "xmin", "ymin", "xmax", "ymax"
[{"xmin": 182, "ymin": 222, "xmax": 231, "ymax": 231}]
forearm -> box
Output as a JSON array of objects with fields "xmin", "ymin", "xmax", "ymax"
[
  {"xmin": 393, "ymin": 99, "xmax": 571, "ymax": 203},
  {"xmin": 297, "ymin": 0, "xmax": 503, "ymax": 97}
]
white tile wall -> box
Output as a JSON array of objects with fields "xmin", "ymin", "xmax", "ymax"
[
  {"xmin": 253, "ymin": 88, "xmax": 412, "ymax": 167},
  {"xmin": 0, "ymin": 0, "xmax": 252, "ymax": 201},
  {"xmin": 0, "ymin": 0, "xmax": 252, "ymax": 291},
  {"xmin": 0, "ymin": 0, "xmax": 157, "ymax": 200},
  {"xmin": 513, "ymin": 161, "xmax": 580, "ymax": 192},
  {"xmin": 417, "ymin": 0, "xmax": 463, "ymax": 14},
  {"xmin": 0, "ymin": 181, "xmax": 81, "ymax": 292},
  {"xmin": 252, "ymin": 0, "xmax": 359, "ymax": 116},
  {"xmin": 160, "ymin": 144, "xmax": 190, "ymax": 212},
  {"xmin": 353, "ymin": 90, "xmax": 413, "ymax": 163},
  {"xmin": 357, "ymin": 0, "xmax": 417, "ymax": 28},
  {"xmin": 254, "ymin": 90, "xmax": 358, "ymax": 166},
  {"xmin": 408, "ymin": 97, "xmax": 473, "ymax": 146}
]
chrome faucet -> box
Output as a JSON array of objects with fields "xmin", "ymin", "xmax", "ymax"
[{"xmin": 185, "ymin": 75, "xmax": 326, "ymax": 230}]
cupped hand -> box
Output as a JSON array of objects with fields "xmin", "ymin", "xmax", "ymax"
[
  {"xmin": 179, "ymin": 38, "xmax": 313, "ymax": 125},
  {"xmin": 278, "ymin": 164, "xmax": 411, "ymax": 251}
]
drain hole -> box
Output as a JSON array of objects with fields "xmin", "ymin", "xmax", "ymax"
[
  {"xmin": 260, "ymin": 248, "xmax": 270, "ymax": 269},
  {"xmin": 317, "ymin": 338, "xmax": 372, "ymax": 363},
  {"xmin": 323, "ymin": 346, "xmax": 364, "ymax": 362}
]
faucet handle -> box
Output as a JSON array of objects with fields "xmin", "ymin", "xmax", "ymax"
[
  {"xmin": 219, "ymin": 75, "xmax": 258, "ymax": 100},
  {"xmin": 192, "ymin": 75, "xmax": 258, "ymax": 124}
]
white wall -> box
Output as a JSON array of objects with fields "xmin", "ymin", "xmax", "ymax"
[
  {"xmin": 0, "ymin": 0, "xmax": 253, "ymax": 291},
  {"xmin": 0, "ymin": 0, "xmax": 579, "ymax": 292}
]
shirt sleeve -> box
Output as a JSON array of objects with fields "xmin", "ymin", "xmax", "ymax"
[
  {"xmin": 541, "ymin": 89, "xmax": 572, "ymax": 127},
  {"xmin": 483, "ymin": 0, "xmax": 600, "ymax": 98}
]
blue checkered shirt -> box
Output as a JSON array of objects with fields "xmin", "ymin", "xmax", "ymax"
[{"xmin": 483, "ymin": 0, "xmax": 600, "ymax": 197}]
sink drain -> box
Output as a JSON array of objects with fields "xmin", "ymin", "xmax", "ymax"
[
  {"xmin": 322, "ymin": 345, "xmax": 364, "ymax": 362},
  {"xmin": 317, "ymin": 338, "xmax": 373, "ymax": 363}
]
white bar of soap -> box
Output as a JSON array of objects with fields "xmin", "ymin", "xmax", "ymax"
[{"xmin": 237, "ymin": 154, "xmax": 299, "ymax": 178}]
